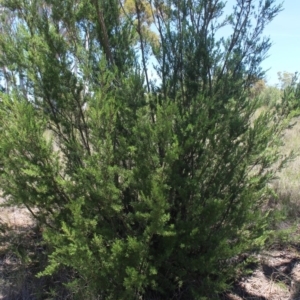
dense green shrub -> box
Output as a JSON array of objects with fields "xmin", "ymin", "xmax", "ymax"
[{"xmin": 0, "ymin": 0, "xmax": 298, "ymax": 299}]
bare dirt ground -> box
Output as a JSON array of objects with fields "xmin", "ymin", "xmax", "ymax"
[
  {"xmin": 222, "ymin": 248, "xmax": 300, "ymax": 300},
  {"xmin": 0, "ymin": 198, "xmax": 37, "ymax": 300},
  {"xmin": 0, "ymin": 199, "xmax": 34, "ymax": 229}
]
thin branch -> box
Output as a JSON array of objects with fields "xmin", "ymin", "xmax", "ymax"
[
  {"xmin": 135, "ymin": 0, "xmax": 150, "ymax": 94},
  {"xmin": 92, "ymin": 0, "xmax": 114, "ymax": 65}
]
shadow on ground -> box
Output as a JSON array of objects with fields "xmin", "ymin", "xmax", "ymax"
[
  {"xmin": 0, "ymin": 222, "xmax": 44, "ymax": 299},
  {"xmin": 0, "ymin": 221, "xmax": 72, "ymax": 300},
  {"xmin": 221, "ymin": 250, "xmax": 300, "ymax": 300},
  {"xmin": 222, "ymin": 286, "xmax": 268, "ymax": 300}
]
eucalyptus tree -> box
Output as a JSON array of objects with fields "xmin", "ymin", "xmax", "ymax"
[{"xmin": 0, "ymin": 0, "xmax": 298, "ymax": 299}]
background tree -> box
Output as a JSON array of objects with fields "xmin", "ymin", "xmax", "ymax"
[
  {"xmin": 0, "ymin": 0, "xmax": 298, "ymax": 299},
  {"xmin": 250, "ymin": 79, "xmax": 266, "ymax": 98},
  {"xmin": 277, "ymin": 71, "xmax": 295, "ymax": 90},
  {"xmin": 250, "ymin": 79, "xmax": 282, "ymax": 106}
]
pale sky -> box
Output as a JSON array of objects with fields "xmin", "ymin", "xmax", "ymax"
[
  {"xmin": 221, "ymin": 0, "xmax": 300, "ymax": 86},
  {"xmin": 149, "ymin": 1, "xmax": 299, "ymax": 87},
  {"xmin": 215, "ymin": 0, "xmax": 300, "ymax": 86},
  {"xmin": 254, "ymin": 0, "xmax": 300, "ymax": 85}
]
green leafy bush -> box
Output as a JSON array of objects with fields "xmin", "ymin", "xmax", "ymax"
[{"xmin": 0, "ymin": 0, "xmax": 298, "ymax": 299}]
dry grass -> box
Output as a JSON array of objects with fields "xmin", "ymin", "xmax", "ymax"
[
  {"xmin": 275, "ymin": 118, "xmax": 300, "ymax": 206},
  {"xmin": 269, "ymin": 117, "xmax": 300, "ymax": 238},
  {"xmin": 221, "ymin": 116, "xmax": 300, "ymax": 299}
]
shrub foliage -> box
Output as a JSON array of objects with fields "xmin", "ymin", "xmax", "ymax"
[{"xmin": 0, "ymin": 0, "xmax": 298, "ymax": 298}]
